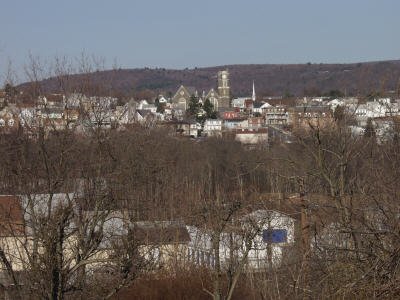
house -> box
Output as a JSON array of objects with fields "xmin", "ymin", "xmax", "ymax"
[
  {"xmin": 0, "ymin": 193, "xmax": 79, "ymax": 276},
  {"xmin": 116, "ymin": 99, "xmax": 138, "ymax": 125},
  {"xmin": 242, "ymin": 210, "xmax": 295, "ymax": 268},
  {"xmin": 0, "ymin": 195, "xmax": 26, "ymax": 289},
  {"xmin": 231, "ymin": 82, "xmax": 258, "ymax": 113},
  {"xmin": 234, "ymin": 128, "xmax": 268, "ymax": 145},
  {"xmin": 87, "ymin": 107, "xmax": 113, "ymax": 129},
  {"xmin": 141, "ymin": 103, "xmax": 157, "ymax": 114},
  {"xmin": 39, "ymin": 107, "xmax": 64, "ymax": 120},
  {"xmin": 131, "ymin": 221, "xmax": 191, "ymax": 270},
  {"xmin": 231, "ymin": 98, "xmax": 247, "ymax": 111},
  {"xmin": 289, "ymin": 105, "xmax": 333, "ymax": 130},
  {"xmin": 248, "ymin": 117, "xmax": 264, "ymax": 129},
  {"xmin": 134, "ymin": 109, "xmax": 158, "ymax": 126},
  {"xmin": 0, "ymin": 194, "xmax": 189, "ymax": 275},
  {"xmin": 259, "ymin": 102, "xmax": 271, "ymax": 111},
  {"xmin": 222, "ymin": 111, "xmax": 240, "ymax": 120},
  {"xmin": 327, "ymin": 98, "xmax": 345, "ymax": 111},
  {"xmin": 371, "ymin": 116, "xmax": 399, "ymax": 143},
  {"xmin": 85, "ymin": 217, "xmax": 191, "ymax": 272},
  {"xmin": 347, "ymin": 99, "xmax": 399, "ymax": 126},
  {"xmin": 223, "ymin": 118, "xmax": 248, "ymax": 130},
  {"xmin": 186, "ymin": 209, "xmax": 295, "ymax": 270},
  {"xmin": 172, "ymin": 108, "xmax": 186, "ymax": 121},
  {"xmin": 203, "ymin": 119, "xmax": 222, "ymax": 137},
  {"xmin": 264, "ymin": 105, "xmax": 289, "ymax": 125},
  {"xmin": 253, "ymin": 102, "xmax": 266, "ymax": 115},
  {"xmin": 64, "ymin": 93, "xmax": 85, "ymax": 109},
  {"xmin": 38, "ymin": 94, "xmax": 65, "ymax": 109},
  {"xmin": 175, "ymin": 120, "xmax": 199, "ymax": 137}
]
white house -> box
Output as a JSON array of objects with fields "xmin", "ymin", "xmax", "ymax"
[
  {"xmin": 186, "ymin": 210, "xmax": 295, "ymax": 270},
  {"xmin": 114, "ymin": 100, "xmax": 138, "ymax": 125},
  {"xmin": 231, "ymin": 98, "xmax": 247, "ymax": 110},
  {"xmin": 235, "ymin": 129, "xmax": 268, "ymax": 145},
  {"xmin": 347, "ymin": 98, "xmax": 399, "ymax": 126},
  {"xmin": 203, "ymin": 119, "xmax": 222, "ymax": 136},
  {"xmin": 327, "ymin": 98, "xmax": 344, "ymax": 111},
  {"xmin": 223, "ymin": 118, "xmax": 248, "ymax": 130}
]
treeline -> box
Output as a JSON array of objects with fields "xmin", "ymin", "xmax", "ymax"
[{"xmin": 15, "ymin": 60, "xmax": 400, "ymax": 98}]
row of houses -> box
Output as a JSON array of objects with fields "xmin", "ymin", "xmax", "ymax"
[
  {"xmin": 1, "ymin": 190, "xmax": 378, "ymax": 284},
  {"xmin": 0, "ymin": 194, "xmax": 296, "ymax": 279}
]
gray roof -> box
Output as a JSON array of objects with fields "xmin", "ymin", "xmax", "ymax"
[
  {"xmin": 136, "ymin": 109, "xmax": 154, "ymax": 118},
  {"xmin": 253, "ymin": 102, "xmax": 264, "ymax": 109}
]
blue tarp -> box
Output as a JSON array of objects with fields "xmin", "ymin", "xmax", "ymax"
[{"xmin": 263, "ymin": 229, "xmax": 287, "ymax": 243}]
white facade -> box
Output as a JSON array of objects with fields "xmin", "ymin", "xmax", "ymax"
[
  {"xmin": 203, "ymin": 119, "xmax": 222, "ymax": 136},
  {"xmin": 235, "ymin": 130, "xmax": 268, "ymax": 145},
  {"xmin": 223, "ymin": 119, "xmax": 249, "ymax": 130},
  {"xmin": 186, "ymin": 210, "xmax": 295, "ymax": 270},
  {"xmin": 349, "ymin": 99, "xmax": 397, "ymax": 119},
  {"xmin": 231, "ymin": 97, "xmax": 247, "ymax": 109}
]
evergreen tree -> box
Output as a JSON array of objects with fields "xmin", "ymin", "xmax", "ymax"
[
  {"xmin": 203, "ymin": 98, "xmax": 217, "ymax": 119},
  {"xmin": 156, "ymin": 102, "xmax": 165, "ymax": 113},
  {"xmin": 188, "ymin": 94, "xmax": 200, "ymax": 116},
  {"xmin": 324, "ymin": 89, "xmax": 344, "ymax": 99}
]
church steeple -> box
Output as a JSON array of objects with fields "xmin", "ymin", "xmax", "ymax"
[{"xmin": 252, "ymin": 81, "xmax": 256, "ymax": 101}]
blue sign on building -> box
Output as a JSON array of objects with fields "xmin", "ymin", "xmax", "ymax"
[{"xmin": 263, "ymin": 229, "xmax": 287, "ymax": 243}]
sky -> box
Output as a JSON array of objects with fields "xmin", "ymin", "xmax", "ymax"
[{"xmin": 1, "ymin": 0, "xmax": 399, "ymax": 81}]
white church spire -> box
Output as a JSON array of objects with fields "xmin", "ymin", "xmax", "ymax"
[{"xmin": 252, "ymin": 81, "xmax": 256, "ymax": 101}]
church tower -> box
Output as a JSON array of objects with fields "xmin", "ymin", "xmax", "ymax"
[
  {"xmin": 252, "ymin": 81, "xmax": 256, "ymax": 101},
  {"xmin": 217, "ymin": 70, "xmax": 230, "ymax": 109}
]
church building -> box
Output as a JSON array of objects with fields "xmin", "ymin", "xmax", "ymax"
[{"xmin": 171, "ymin": 70, "xmax": 231, "ymax": 112}]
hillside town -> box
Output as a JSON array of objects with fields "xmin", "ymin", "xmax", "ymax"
[{"xmin": 1, "ymin": 70, "xmax": 400, "ymax": 147}]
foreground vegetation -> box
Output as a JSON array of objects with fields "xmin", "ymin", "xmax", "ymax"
[{"xmin": 0, "ymin": 110, "xmax": 399, "ymax": 299}]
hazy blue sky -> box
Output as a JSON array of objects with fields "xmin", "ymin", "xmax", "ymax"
[{"xmin": 1, "ymin": 0, "xmax": 399, "ymax": 80}]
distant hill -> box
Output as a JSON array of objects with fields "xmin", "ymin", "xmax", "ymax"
[{"xmin": 17, "ymin": 60, "xmax": 400, "ymax": 99}]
